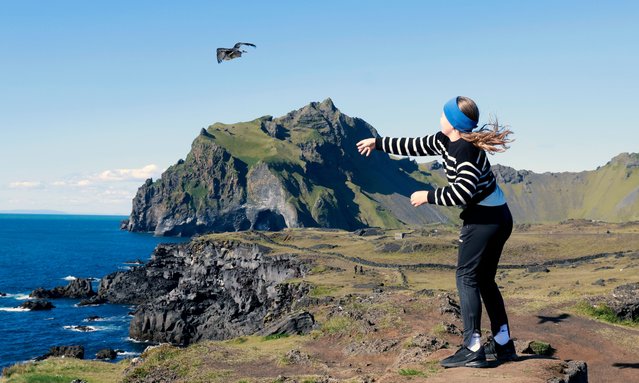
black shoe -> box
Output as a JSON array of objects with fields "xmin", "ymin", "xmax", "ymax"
[
  {"xmin": 484, "ymin": 337, "xmax": 518, "ymax": 361},
  {"xmin": 440, "ymin": 345, "xmax": 488, "ymax": 368}
]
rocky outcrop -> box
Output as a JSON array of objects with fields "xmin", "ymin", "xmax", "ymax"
[
  {"xmin": 34, "ymin": 345, "xmax": 84, "ymax": 361},
  {"xmin": 95, "ymin": 348, "xmax": 118, "ymax": 360},
  {"xmin": 30, "ymin": 278, "xmax": 96, "ymax": 299},
  {"xmin": 19, "ymin": 300, "xmax": 55, "ymax": 310},
  {"xmin": 602, "ymin": 282, "xmax": 639, "ymax": 321},
  {"xmin": 97, "ymin": 239, "xmax": 312, "ymax": 346},
  {"xmin": 547, "ymin": 360, "xmax": 588, "ymax": 383}
]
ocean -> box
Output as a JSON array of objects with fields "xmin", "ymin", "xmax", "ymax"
[{"xmin": 0, "ymin": 214, "xmax": 190, "ymax": 369}]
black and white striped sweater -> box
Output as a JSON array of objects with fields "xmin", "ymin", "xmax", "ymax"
[{"xmin": 375, "ymin": 132, "xmax": 497, "ymax": 207}]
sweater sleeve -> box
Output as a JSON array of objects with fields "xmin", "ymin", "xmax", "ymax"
[
  {"xmin": 426, "ymin": 148, "xmax": 483, "ymax": 206},
  {"xmin": 375, "ymin": 132, "xmax": 445, "ymax": 156}
]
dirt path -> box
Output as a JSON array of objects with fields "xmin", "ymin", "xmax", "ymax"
[{"xmin": 511, "ymin": 306, "xmax": 639, "ymax": 383}]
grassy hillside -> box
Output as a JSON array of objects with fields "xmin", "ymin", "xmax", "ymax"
[{"xmin": 497, "ymin": 153, "xmax": 639, "ymax": 223}]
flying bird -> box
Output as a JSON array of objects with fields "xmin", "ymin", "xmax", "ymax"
[{"xmin": 216, "ymin": 42, "xmax": 256, "ymax": 63}]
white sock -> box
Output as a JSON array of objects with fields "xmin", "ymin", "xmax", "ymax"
[
  {"xmin": 493, "ymin": 324, "xmax": 510, "ymax": 345},
  {"xmin": 468, "ymin": 333, "xmax": 481, "ymax": 352}
]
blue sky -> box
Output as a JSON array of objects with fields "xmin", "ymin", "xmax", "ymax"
[{"xmin": 1, "ymin": 1, "xmax": 637, "ymax": 214}]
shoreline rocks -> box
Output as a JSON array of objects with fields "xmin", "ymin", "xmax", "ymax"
[
  {"xmin": 34, "ymin": 345, "xmax": 84, "ymax": 361},
  {"xmin": 19, "ymin": 300, "xmax": 54, "ymax": 311},
  {"xmin": 97, "ymin": 239, "xmax": 311, "ymax": 346},
  {"xmin": 30, "ymin": 278, "xmax": 96, "ymax": 299},
  {"xmin": 95, "ymin": 348, "xmax": 118, "ymax": 360}
]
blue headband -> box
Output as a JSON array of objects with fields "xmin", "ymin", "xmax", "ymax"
[{"xmin": 443, "ymin": 97, "xmax": 478, "ymax": 133}]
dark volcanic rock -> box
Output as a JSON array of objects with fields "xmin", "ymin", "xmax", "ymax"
[
  {"xmin": 20, "ymin": 300, "xmax": 55, "ymax": 311},
  {"xmin": 98, "ymin": 245, "xmax": 184, "ymax": 305},
  {"xmin": 31, "ymin": 278, "xmax": 96, "ymax": 299},
  {"xmin": 353, "ymin": 228, "xmax": 385, "ymax": 237},
  {"xmin": 439, "ymin": 293, "xmax": 461, "ymax": 319},
  {"xmin": 66, "ymin": 325, "xmax": 96, "ymax": 332},
  {"xmin": 492, "ymin": 164, "xmax": 531, "ymax": 184},
  {"xmin": 526, "ymin": 265, "xmax": 550, "ymax": 273},
  {"xmin": 258, "ymin": 311, "xmax": 315, "ymax": 336},
  {"xmin": 260, "ymin": 117, "xmax": 289, "ymax": 140},
  {"xmin": 96, "ymin": 348, "xmax": 118, "ymax": 360},
  {"xmin": 547, "ymin": 360, "xmax": 588, "ymax": 383},
  {"xmin": 35, "ymin": 345, "xmax": 84, "ymax": 361},
  {"xmin": 587, "ymin": 282, "xmax": 639, "ymax": 322},
  {"xmin": 77, "ymin": 296, "xmax": 108, "ymax": 306},
  {"xmin": 98, "ymin": 239, "xmax": 310, "ymax": 346}
]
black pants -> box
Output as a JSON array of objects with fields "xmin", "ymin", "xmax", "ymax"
[{"xmin": 456, "ymin": 203, "xmax": 513, "ymax": 346}]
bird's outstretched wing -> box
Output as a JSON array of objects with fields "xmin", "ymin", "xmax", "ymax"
[
  {"xmin": 233, "ymin": 42, "xmax": 256, "ymax": 49},
  {"xmin": 216, "ymin": 48, "xmax": 229, "ymax": 63}
]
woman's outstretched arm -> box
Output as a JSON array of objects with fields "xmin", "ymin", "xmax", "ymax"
[{"xmin": 356, "ymin": 133, "xmax": 445, "ymax": 157}]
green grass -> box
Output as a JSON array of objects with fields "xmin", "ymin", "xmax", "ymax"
[
  {"xmin": 309, "ymin": 284, "xmax": 340, "ymax": 297},
  {"xmin": 398, "ymin": 368, "xmax": 425, "ymax": 376},
  {"xmin": 1, "ymin": 358, "xmax": 126, "ymax": 383},
  {"xmin": 262, "ymin": 333, "xmax": 290, "ymax": 341},
  {"xmin": 528, "ymin": 341, "xmax": 555, "ymax": 356},
  {"xmin": 320, "ymin": 316, "xmax": 356, "ymax": 335},
  {"xmin": 574, "ymin": 301, "xmax": 639, "ymax": 327},
  {"xmin": 206, "ymin": 120, "xmax": 303, "ymax": 168}
]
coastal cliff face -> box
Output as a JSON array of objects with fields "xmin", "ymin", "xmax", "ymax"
[
  {"xmin": 126, "ymin": 138, "xmax": 251, "ymax": 236},
  {"xmin": 124, "ymin": 98, "xmax": 455, "ymax": 236},
  {"xmin": 98, "ymin": 238, "xmax": 312, "ymax": 345}
]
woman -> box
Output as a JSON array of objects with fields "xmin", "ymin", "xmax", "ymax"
[{"xmin": 356, "ymin": 96, "xmax": 517, "ymax": 368}]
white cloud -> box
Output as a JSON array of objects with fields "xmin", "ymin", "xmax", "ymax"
[
  {"xmin": 9, "ymin": 181, "xmax": 43, "ymax": 189},
  {"xmin": 47, "ymin": 164, "xmax": 161, "ymax": 187},
  {"xmin": 5, "ymin": 163, "xmax": 164, "ymax": 214},
  {"xmin": 98, "ymin": 164, "xmax": 160, "ymax": 182},
  {"xmin": 76, "ymin": 179, "xmax": 92, "ymax": 187}
]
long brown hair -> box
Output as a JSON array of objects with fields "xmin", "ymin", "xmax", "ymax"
[{"xmin": 456, "ymin": 96, "xmax": 514, "ymax": 154}]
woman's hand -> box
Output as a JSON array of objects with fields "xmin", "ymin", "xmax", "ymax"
[
  {"xmin": 356, "ymin": 138, "xmax": 376, "ymax": 157},
  {"xmin": 410, "ymin": 191, "xmax": 429, "ymax": 207}
]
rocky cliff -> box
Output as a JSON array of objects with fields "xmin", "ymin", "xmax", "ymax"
[
  {"xmin": 97, "ymin": 238, "xmax": 314, "ymax": 345},
  {"xmin": 123, "ymin": 98, "xmax": 454, "ymax": 236}
]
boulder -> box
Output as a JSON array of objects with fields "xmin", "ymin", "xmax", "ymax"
[
  {"xmin": 19, "ymin": 300, "xmax": 54, "ymax": 311},
  {"xmin": 96, "ymin": 348, "xmax": 118, "ymax": 360},
  {"xmin": 547, "ymin": 360, "xmax": 588, "ymax": 383},
  {"xmin": 609, "ymin": 283, "xmax": 639, "ymax": 321}
]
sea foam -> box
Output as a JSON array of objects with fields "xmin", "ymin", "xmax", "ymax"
[{"xmin": 0, "ymin": 307, "xmax": 30, "ymax": 312}]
